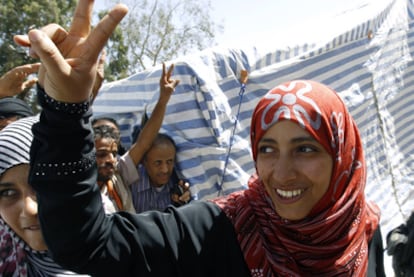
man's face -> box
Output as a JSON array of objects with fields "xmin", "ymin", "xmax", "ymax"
[
  {"xmin": 143, "ymin": 143, "xmax": 176, "ymax": 187},
  {"xmin": 95, "ymin": 138, "xmax": 118, "ymax": 182}
]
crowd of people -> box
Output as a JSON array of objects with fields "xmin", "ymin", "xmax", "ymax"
[{"xmin": 0, "ymin": 0, "xmax": 413, "ymax": 276}]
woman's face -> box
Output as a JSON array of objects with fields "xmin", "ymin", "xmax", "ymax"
[
  {"xmin": 256, "ymin": 120, "xmax": 333, "ymax": 221},
  {"xmin": 0, "ymin": 164, "xmax": 47, "ymax": 251}
]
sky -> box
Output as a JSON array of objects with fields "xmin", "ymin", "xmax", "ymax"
[{"xmin": 95, "ymin": 0, "xmax": 389, "ymax": 51}]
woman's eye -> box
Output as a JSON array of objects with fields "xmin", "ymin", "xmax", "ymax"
[
  {"xmin": 259, "ymin": 146, "xmax": 274, "ymax": 153},
  {"xmin": 298, "ymin": 145, "xmax": 316, "ymax": 153},
  {"xmin": 0, "ymin": 189, "xmax": 17, "ymax": 197}
]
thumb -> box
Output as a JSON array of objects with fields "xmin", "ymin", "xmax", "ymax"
[{"xmin": 28, "ymin": 29, "xmax": 69, "ymax": 82}]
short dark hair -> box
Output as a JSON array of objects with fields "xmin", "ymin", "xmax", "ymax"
[
  {"xmin": 152, "ymin": 133, "xmax": 176, "ymax": 150},
  {"xmin": 143, "ymin": 133, "xmax": 177, "ymax": 161},
  {"xmin": 93, "ymin": 125, "xmax": 120, "ymax": 142},
  {"xmin": 92, "ymin": 117, "xmax": 127, "ymax": 155},
  {"xmin": 92, "ymin": 117, "xmax": 120, "ymax": 130}
]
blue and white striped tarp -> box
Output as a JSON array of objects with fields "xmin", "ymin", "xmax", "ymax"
[{"xmin": 94, "ymin": 1, "xmax": 414, "ymax": 272}]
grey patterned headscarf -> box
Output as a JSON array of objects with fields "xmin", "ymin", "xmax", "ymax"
[{"xmin": 0, "ymin": 115, "xmax": 38, "ymax": 176}]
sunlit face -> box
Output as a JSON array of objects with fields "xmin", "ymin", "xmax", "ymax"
[
  {"xmin": 0, "ymin": 164, "xmax": 47, "ymax": 251},
  {"xmin": 143, "ymin": 143, "xmax": 176, "ymax": 187},
  {"xmin": 95, "ymin": 138, "xmax": 118, "ymax": 183},
  {"xmin": 256, "ymin": 120, "xmax": 333, "ymax": 221}
]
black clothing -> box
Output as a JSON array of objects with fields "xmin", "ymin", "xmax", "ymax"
[
  {"xmin": 29, "ymin": 87, "xmax": 249, "ymax": 277},
  {"xmin": 0, "ymin": 97, "xmax": 33, "ymax": 118},
  {"xmin": 29, "ymin": 86, "xmax": 384, "ymax": 276},
  {"xmin": 387, "ymin": 212, "xmax": 414, "ymax": 277},
  {"xmin": 368, "ymin": 227, "xmax": 386, "ymax": 277}
]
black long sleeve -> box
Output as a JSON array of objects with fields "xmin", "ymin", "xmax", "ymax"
[{"xmin": 29, "ymin": 86, "xmax": 250, "ymax": 277}]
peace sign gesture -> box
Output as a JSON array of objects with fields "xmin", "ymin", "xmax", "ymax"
[{"xmin": 13, "ymin": 0, "xmax": 128, "ymax": 103}]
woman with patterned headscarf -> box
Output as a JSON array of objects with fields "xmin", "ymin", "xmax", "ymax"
[
  {"xmin": 0, "ymin": 116, "xmax": 89, "ymax": 276},
  {"xmin": 212, "ymin": 80, "xmax": 385, "ymax": 276}
]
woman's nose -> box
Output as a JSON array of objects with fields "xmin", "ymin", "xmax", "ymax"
[
  {"xmin": 22, "ymin": 194, "xmax": 38, "ymax": 216},
  {"xmin": 273, "ymin": 155, "xmax": 297, "ymax": 184}
]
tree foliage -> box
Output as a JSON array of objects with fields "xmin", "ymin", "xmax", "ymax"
[
  {"xmin": 0, "ymin": 0, "xmax": 76, "ymax": 75},
  {"xmin": 0, "ymin": 0, "xmax": 221, "ymax": 85},
  {"xmin": 106, "ymin": 0, "xmax": 222, "ymax": 75}
]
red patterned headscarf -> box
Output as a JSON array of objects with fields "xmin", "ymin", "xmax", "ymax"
[{"xmin": 213, "ymin": 80, "xmax": 380, "ymax": 276}]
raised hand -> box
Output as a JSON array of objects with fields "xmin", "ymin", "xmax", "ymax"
[
  {"xmin": 171, "ymin": 180, "xmax": 191, "ymax": 205},
  {"xmin": 0, "ymin": 63, "xmax": 40, "ymax": 98},
  {"xmin": 13, "ymin": 0, "xmax": 128, "ymax": 103},
  {"xmin": 158, "ymin": 63, "xmax": 180, "ymax": 105}
]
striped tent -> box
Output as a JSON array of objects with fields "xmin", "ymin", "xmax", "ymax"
[{"xmin": 93, "ymin": 0, "xmax": 414, "ymax": 268}]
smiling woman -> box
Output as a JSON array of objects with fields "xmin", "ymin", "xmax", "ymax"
[
  {"xmin": 0, "ymin": 116, "xmax": 88, "ymax": 276},
  {"xmin": 212, "ymin": 80, "xmax": 385, "ymax": 275}
]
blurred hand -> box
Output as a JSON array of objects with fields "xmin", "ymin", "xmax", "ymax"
[
  {"xmin": 171, "ymin": 180, "xmax": 191, "ymax": 205},
  {"xmin": 13, "ymin": 0, "xmax": 128, "ymax": 103},
  {"xmin": 0, "ymin": 63, "xmax": 40, "ymax": 98},
  {"xmin": 91, "ymin": 48, "xmax": 107, "ymax": 103}
]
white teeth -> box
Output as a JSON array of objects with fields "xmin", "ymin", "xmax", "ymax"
[{"xmin": 276, "ymin": 189, "xmax": 303, "ymax": 198}]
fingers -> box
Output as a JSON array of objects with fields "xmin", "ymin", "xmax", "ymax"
[
  {"xmin": 22, "ymin": 78, "xmax": 38, "ymax": 91},
  {"xmin": 172, "ymin": 79, "xmax": 180, "ymax": 88},
  {"xmin": 160, "ymin": 63, "xmax": 179, "ymax": 94},
  {"xmin": 166, "ymin": 63, "xmax": 175, "ymax": 79},
  {"xmin": 14, "ymin": 24, "xmax": 68, "ymax": 59},
  {"xmin": 161, "ymin": 62, "xmax": 166, "ymax": 79},
  {"xmin": 85, "ymin": 4, "xmax": 128, "ymax": 63},
  {"xmin": 98, "ymin": 48, "xmax": 107, "ymax": 69},
  {"xmin": 27, "ymin": 29, "xmax": 69, "ymax": 86},
  {"xmin": 179, "ymin": 191, "xmax": 191, "ymax": 203},
  {"xmin": 91, "ymin": 49, "xmax": 107, "ymax": 103},
  {"xmin": 14, "ymin": 63, "xmax": 41, "ymax": 75},
  {"xmin": 160, "ymin": 63, "xmax": 174, "ymax": 83},
  {"xmin": 179, "ymin": 181, "xmax": 190, "ymax": 190},
  {"xmin": 2, "ymin": 63, "xmax": 40, "ymax": 81},
  {"xmin": 13, "ymin": 34, "xmax": 31, "ymax": 48},
  {"xmin": 69, "ymin": 0, "xmax": 93, "ymax": 37}
]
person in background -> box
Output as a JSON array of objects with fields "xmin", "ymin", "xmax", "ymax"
[
  {"xmin": 92, "ymin": 123, "xmax": 135, "ymax": 213},
  {"xmin": 132, "ymin": 132, "xmax": 191, "ymax": 213},
  {"xmin": 0, "ymin": 97, "xmax": 33, "ymax": 130},
  {"xmin": 92, "ymin": 116, "xmax": 127, "ymax": 155},
  {"xmin": 16, "ymin": 1, "xmax": 385, "ymax": 276},
  {"xmin": 90, "ymin": 62, "xmax": 179, "ymax": 213},
  {"xmin": 0, "ymin": 117, "xmax": 89, "ymax": 276},
  {"xmin": 386, "ymin": 211, "xmax": 414, "ymax": 276},
  {"xmin": 0, "ymin": 63, "xmax": 39, "ymax": 130}
]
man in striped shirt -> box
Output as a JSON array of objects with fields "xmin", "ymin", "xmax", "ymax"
[{"xmin": 131, "ymin": 133, "xmax": 191, "ymax": 213}]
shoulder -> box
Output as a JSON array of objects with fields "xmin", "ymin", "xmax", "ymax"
[{"xmin": 209, "ymin": 190, "xmax": 248, "ymax": 219}]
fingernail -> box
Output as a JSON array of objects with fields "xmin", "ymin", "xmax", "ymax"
[{"xmin": 28, "ymin": 30, "xmax": 41, "ymax": 42}]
